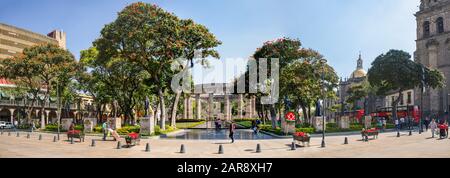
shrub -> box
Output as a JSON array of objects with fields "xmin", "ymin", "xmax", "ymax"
[
  {"xmin": 296, "ymin": 127, "xmax": 315, "ymax": 134},
  {"xmin": 176, "ymin": 119, "xmax": 206, "ymax": 122},
  {"xmin": 117, "ymin": 125, "xmax": 140, "ymax": 135},
  {"xmin": 233, "ymin": 118, "xmax": 257, "ymax": 122},
  {"xmin": 296, "ymin": 123, "xmax": 312, "ymax": 128},
  {"xmin": 327, "ymin": 123, "xmax": 338, "ymax": 128}
]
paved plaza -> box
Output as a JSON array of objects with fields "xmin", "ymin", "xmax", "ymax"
[{"xmin": 1, "ymin": 129, "xmax": 449, "ymax": 158}]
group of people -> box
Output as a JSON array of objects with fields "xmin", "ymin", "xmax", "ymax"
[
  {"xmin": 428, "ymin": 119, "xmax": 449, "ymax": 139},
  {"xmin": 101, "ymin": 121, "xmax": 119, "ymax": 141}
]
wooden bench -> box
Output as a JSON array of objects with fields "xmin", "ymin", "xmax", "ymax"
[
  {"xmin": 361, "ymin": 129, "xmax": 379, "ymax": 141},
  {"xmin": 67, "ymin": 130, "xmax": 85, "ymax": 142}
]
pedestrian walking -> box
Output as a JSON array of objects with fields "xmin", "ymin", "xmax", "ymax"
[
  {"xmin": 425, "ymin": 116, "xmax": 430, "ymax": 132},
  {"xmin": 102, "ymin": 121, "xmax": 108, "ymax": 141},
  {"xmin": 395, "ymin": 119, "xmax": 400, "ymax": 132},
  {"xmin": 229, "ymin": 121, "xmax": 236, "ymax": 143},
  {"xmin": 430, "ymin": 119, "xmax": 437, "ymax": 138}
]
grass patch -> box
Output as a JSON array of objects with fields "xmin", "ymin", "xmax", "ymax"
[{"xmin": 176, "ymin": 121, "xmax": 205, "ymax": 129}]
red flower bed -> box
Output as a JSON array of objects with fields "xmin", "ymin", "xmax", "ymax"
[
  {"xmin": 67, "ymin": 130, "xmax": 81, "ymax": 135},
  {"xmin": 128, "ymin": 132, "xmax": 139, "ymax": 139},
  {"xmin": 295, "ymin": 132, "xmax": 306, "ymax": 137}
]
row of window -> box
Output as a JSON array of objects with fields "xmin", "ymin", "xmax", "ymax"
[
  {"xmin": 0, "ymin": 28, "xmax": 57, "ymax": 46},
  {"xmin": 389, "ymin": 92, "xmax": 413, "ymax": 106},
  {"xmin": 423, "ymin": 17, "xmax": 445, "ymax": 38}
]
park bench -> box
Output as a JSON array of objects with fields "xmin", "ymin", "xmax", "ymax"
[
  {"xmin": 293, "ymin": 132, "xmax": 310, "ymax": 147},
  {"xmin": 67, "ymin": 130, "xmax": 85, "ymax": 142},
  {"xmin": 361, "ymin": 128, "xmax": 379, "ymax": 141},
  {"xmin": 125, "ymin": 132, "xmax": 140, "ymax": 146}
]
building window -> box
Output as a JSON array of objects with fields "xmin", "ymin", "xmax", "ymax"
[
  {"xmin": 437, "ymin": 17, "xmax": 445, "ymax": 34},
  {"xmin": 424, "ymin": 21, "xmax": 431, "ymax": 37},
  {"xmin": 407, "ymin": 92, "xmax": 412, "ymax": 104}
]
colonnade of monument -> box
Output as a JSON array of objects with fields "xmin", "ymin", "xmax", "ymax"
[{"xmin": 182, "ymin": 94, "xmax": 257, "ymax": 121}]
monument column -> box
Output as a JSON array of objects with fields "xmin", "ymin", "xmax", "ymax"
[
  {"xmin": 45, "ymin": 110, "xmax": 50, "ymax": 124},
  {"xmin": 196, "ymin": 94, "xmax": 201, "ymax": 120},
  {"xmin": 183, "ymin": 97, "xmax": 187, "ymax": 119},
  {"xmin": 239, "ymin": 94, "xmax": 244, "ymax": 119},
  {"xmin": 187, "ymin": 96, "xmax": 193, "ymax": 119},
  {"xmin": 208, "ymin": 93, "xmax": 213, "ymax": 121},
  {"xmin": 225, "ymin": 94, "xmax": 230, "ymax": 121},
  {"xmin": 9, "ymin": 109, "xmax": 15, "ymax": 124}
]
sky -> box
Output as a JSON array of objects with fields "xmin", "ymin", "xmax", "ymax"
[{"xmin": 0, "ymin": 0, "xmax": 420, "ymax": 84}]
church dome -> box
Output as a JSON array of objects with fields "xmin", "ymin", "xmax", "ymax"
[
  {"xmin": 350, "ymin": 53, "xmax": 366, "ymax": 79},
  {"xmin": 351, "ymin": 69, "xmax": 367, "ymax": 79}
]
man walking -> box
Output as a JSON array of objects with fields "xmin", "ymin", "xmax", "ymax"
[
  {"xmin": 430, "ymin": 119, "xmax": 437, "ymax": 138},
  {"xmin": 229, "ymin": 121, "xmax": 236, "ymax": 143},
  {"xmin": 102, "ymin": 121, "xmax": 108, "ymax": 141}
]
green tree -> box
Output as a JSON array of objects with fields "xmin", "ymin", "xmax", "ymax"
[
  {"xmin": 368, "ymin": 49, "xmax": 445, "ymax": 121},
  {"xmin": 0, "ymin": 44, "xmax": 78, "ymax": 128},
  {"xmin": 169, "ymin": 19, "xmax": 221, "ymax": 126},
  {"xmin": 280, "ymin": 50, "xmax": 339, "ymax": 124}
]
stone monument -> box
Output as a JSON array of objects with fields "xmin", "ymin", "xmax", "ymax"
[
  {"xmin": 83, "ymin": 118, "xmax": 97, "ymax": 133},
  {"xmin": 140, "ymin": 98, "xmax": 155, "ymax": 135},
  {"xmin": 313, "ymin": 116, "xmax": 326, "ymax": 132},
  {"xmin": 61, "ymin": 118, "xmax": 73, "ymax": 131},
  {"xmin": 364, "ymin": 116, "xmax": 372, "ymax": 129},
  {"xmin": 109, "ymin": 117, "xmax": 122, "ymax": 130},
  {"xmin": 339, "ymin": 116, "xmax": 350, "ymax": 129}
]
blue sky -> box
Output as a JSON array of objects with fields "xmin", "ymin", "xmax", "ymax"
[{"xmin": 0, "ymin": 0, "xmax": 420, "ymax": 84}]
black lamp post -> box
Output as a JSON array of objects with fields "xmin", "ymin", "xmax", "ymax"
[
  {"xmin": 57, "ymin": 80, "xmax": 61, "ymax": 140},
  {"xmin": 419, "ymin": 66, "xmax": 425, "ymax": 134},
  {"xmin": 319, "ymin": 59, "xmax": 327, "ymax": 148}
]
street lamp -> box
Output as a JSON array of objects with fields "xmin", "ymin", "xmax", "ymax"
[
  {"xmin": 56, "ymin": 80, "xmax": 61, "ymax": 140},
  {"xmin": 419, "ymin": 66, "xmax": 425, "ymax": 134},
  {"xmin": 319, "ymin": 59, "xmax": 327, "ymax": 148}
]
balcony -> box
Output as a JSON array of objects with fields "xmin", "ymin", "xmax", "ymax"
[{"xmin": 0, "ymin": 99, "xmax": 77, "ymax": 110}]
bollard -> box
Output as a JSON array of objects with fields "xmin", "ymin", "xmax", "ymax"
[
  {"xmin": 1, "ymin": 131, "xmax": 3, "ymax": 135},
  {"xmin": 116, "ymin": 141, "xmax": 121, "ymax": 149},
  {"xmin": 145, "ymin": 143, "xmax": 150, "ymax": 152},
  {"xmin": 409, "ymin": 131, "xmax": 412, "ymax": 136},
  {"xmin": 16, "ymin": 132, "xmax": 20, "ymax": 137},
  {"xmin": 27, "ymin": 133, "xmax": 30, "ymax": 139},
  {"xmin": 8, "ymin": 132, "xmax": 11, "ymax": 136},
  {"xmin": 180, "ymin": 144, "xmax": 185, "ymax": 153},
  {"xmin": 70, "ymin": 137, "xmax": 74, "ymax": 144},
  {"xmin": 344, "ymin": 137, "xmax": 349, "ymax": 145},
  {"xmin": 291, "ymin": 142, "xmax": 296, "ymax": 151},
  {"xmin": 397, "ymin": 132, "xmax": 400, "ymax": 138},
  {"xmin": 256, "ymin": 144, "xmax": 261, "ymax": 153},
  {"xmin": 38, "ymin": 134, "xmax": 42, "ymax": 140},
  {"xmin": 218, "ymin": 144, "xmax": 224, "ymax": 154},
  {"xmin": 91, "ymin": 140, "xmax": 96, "ymax": 147},
  {"xmin": 53, "ymin": 136, "xmax": 57, "ymax": 142}
]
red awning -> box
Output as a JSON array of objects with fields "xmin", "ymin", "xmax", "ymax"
[{"xmin": 0, "ymin": 78, "xmax": 15, "ymax": 85}]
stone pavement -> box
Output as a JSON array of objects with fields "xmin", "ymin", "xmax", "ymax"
[{"xmin": 0, "ymin": 130, "xmax": 449, "ymax": 158}]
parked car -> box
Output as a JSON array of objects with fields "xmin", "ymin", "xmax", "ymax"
[
  {"xmin": 3, "ymin": 122, "xmax": 14, "ymax": 129},
  {"xmin": 0, "ymin": 121, "xmax": 6, "ymax": 129}
]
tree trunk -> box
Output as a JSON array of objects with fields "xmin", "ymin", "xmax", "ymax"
[
  {"xmin": 158, "ymin": 88, "xmax": 166, "ymax": 131},
  {"xmin": 301, "ymin": 105, "xmax": 308, "ymax": 125},
  {"xmin": 392, "ymin": 91, "xmax": 404, "ymax": 122},
  {"xmin": 171, "ymin": 91, "xmax": 181, "ymax": 127},
  {"xmin": 307, "ymin": 105, "xmax": 312, "ymax": 124}
]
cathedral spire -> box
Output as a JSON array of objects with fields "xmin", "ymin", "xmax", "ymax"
[{"xmin": 357, "ymin": 52, "xmax": 363, "ymax": 70}]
